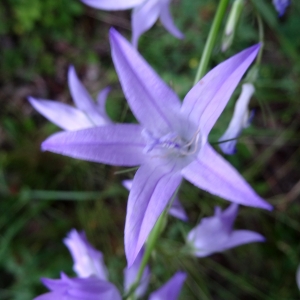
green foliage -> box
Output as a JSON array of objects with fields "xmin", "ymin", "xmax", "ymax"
[{"xmin": 0, "ymin": 0, "xmax": 85, "ymax": 80}]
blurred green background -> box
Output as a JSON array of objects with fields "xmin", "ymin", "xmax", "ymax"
[{"xmin": 1, "ymin": 0, "xmax": 300, "ymax": 299}]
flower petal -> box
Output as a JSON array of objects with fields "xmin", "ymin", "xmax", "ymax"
[
  {"xmin": 36, "ymin": 273, "xmax": 122, "ymax": 300},
  {"xmin": 187, "ymin": 210, "xmax": 229, "ymax": 257},
  {"xmin": 149, "ymin": 272, "xmax": 187, "ymax": 300},
  {"xmin": 181, "ymin": 44, "xmax": 260, "ymax": 137},
  {"xmin": 41, "ymin": 275, "xmax": 67, "ymax": 292},
  {"xmin": 131, "ymin": 0, "xmax": 161, "ymax": 48},
  {"xmin": 168, "ymin": 196, "xmax": 188, "ymax": 221},
  {"xmin": 159, "ymin": 0, "xmax": 184, "ymax": 39},
  {"xmin": 81, "ymin": 0, "xmax": 145, "ymax": 10},
  {"xmin": 219, "ymin": 83, "xmax": 255, "ymax": 155},
  {"xmin": 109, "ymin": 28, "xmax": 181, "ymax": 134},
  {"xmin": 68, "ymin": 66, "xmax": 111, "ymax": 126},
  {"xmin": 217, "ymin": 203, "xmax": 238, "ymax": 234},
  {"xmin": 122, "ymin": 179, "xmax": 133, "ymax": 190},
  {"xmin": 125, "ymin": 162, "xmax": 182, "ymax": 266},
  {"xmin": 181, "ymin": 143, "xmax": 272, "ymax": 210},
  {"xmin": 42, "ymin": 124, "xmax": 146, "ymax": 166},
  {"xmin": 28, "ymin": 97, "xmax": 93, "ymax": 131},
  {"xmin": 96, "ymin": 86, "xmax": 111, "ymax": 118},
  {"xmin": 124, "ymin": 248, "xmax": 150, "ymax": 298},
  {"xmin": 220, "ymin": 229, "xmax": 265, "ymax": 251},
  {"xmin": 123, "ymin": 180, "xmax": 188, "ymax": 221},
  {"xmin": 273, "ymin": 0, "xmax": 290, "ymax": 17},
  {"xmin": 63, "ymin": 229, "xmax": 108, "ymax": 280}
]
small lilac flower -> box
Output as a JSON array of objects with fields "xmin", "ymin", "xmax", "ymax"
[
  {"xmin": 218, "ymin": 83, "xmax": 255, "ymax": 155},
  {"xmin": 42, "ymin": 29, "xmax": 272, "ymax": 266},
  {"xmin": 35, "ymin": 230, "xmax": 151, "ymax": 299},
  {"xmin": 34, "ymin": 272, "xmax": 122, "ymax": 300},
  {"xmin": 124, "ymin": 247, "xmax": 150, "ymax": 298},
  {"xmin": 123, "ymin": 179, "xmax": 188, "ymax": 221},
  {"xmin": 187, "ymin": 203, "xmax": 265, "ymax": 257},
  {"xmin": 29, "ymin": 66, "xmax": 111, "ymax": 131},
  {"xmin": 63, "ymin": 229, "xmax": 108, "ymax": 280},
  {"xmin": 149, "ymin": 272, "xmax": 187, "ymax": 300},
  {"xmin": 65, "ymin": 229, "xmax": 150, "ymax": 296},
  {"xmin": 81, "ymin": 0, "xmax": 184, "ymax": 48},
  {"xmin": 273, "ymin": 0, "xmax": 290, "ymax": 16}
]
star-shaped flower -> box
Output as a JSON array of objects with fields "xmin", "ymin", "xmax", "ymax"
[
  {"xmin": 81, "ymin": 0, "xmax": 184, "ymax": 47},
  {"xmin": 29, "ymin": 66, "xmax": 111, "ymax": 131},
  {"xmin": 218, "ymin": 83, "xmax": 255, "ymax": 155},
  {"xmin": 42, "ymin": 29, "xmax": 272, "ymax": 266},
  {"xmin": 187, "ymin": 203, "xmax": 265, "ymax": 257}
]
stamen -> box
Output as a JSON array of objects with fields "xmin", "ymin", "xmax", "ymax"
[{"xmin": 142, "ymin": 128, "xmax": 201, "ymax": 158}]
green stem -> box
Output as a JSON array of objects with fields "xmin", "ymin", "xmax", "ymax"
[
  {"xmin": 135, "ymin": 211, "xmax": 165, "ymax": 281},
  {"xmin": 255, "ymin": 13, "xmax": 264, "ymax": 67},
  {"xmin": 194, "ymin": 0, "xmax": 230, "ymax": 85},
  {"xmin": 124, "ymin": 187, "xmax": 180, "ymax": 299}
]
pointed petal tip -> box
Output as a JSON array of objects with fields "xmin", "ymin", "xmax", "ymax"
[
  {"xmin": 126, "ymin": 247, "xmax": 141, "ymax": 268},
  {"xmin": 249, "ymin": 43, "xmax": 261, "ymax": 55},
  {"xmin": 109, "ymin": 28, "xmax": 124, "ymax": 48},
  {"xmin": 218, "ymin": 142, "xmax": 237, "ymax": 155},
  {"xmin": 41, "ymin": 140, "xmax": 48, "ymax": 152},
  {"xmin": 262, "ymin": 202, "xmax": 273, "ymax": 211},
  {"xmin": 176, "ymin": 271, "xmax": 187, "ymax": 280},
  {"xmin": 109, "ymin": 27, "xmax": 119, "ymax": 40},
  {"xmin": 68, "ymin": 65, "xmax": 76, "ymax": 77},
  {"xmin": 104, "ymin": 86, "xmax": 112, "ymax": 93},
  {"xmin": 41, "ymin": 135, "xmax": 56, "ymax": 153},
  {"xmin": 28, "ymin": 96, "xmax": 43, "ymax": 108},
  {"xmin": 241, "ymin": 198, "xmax": 272, "ymax": 211},
  {"xmin": 68, "ymin": 65, "xmax": 78, "ymax": 84},
  {"xmin": 27, "ymin": 96, "xmax": 36, "ymax": 105}
]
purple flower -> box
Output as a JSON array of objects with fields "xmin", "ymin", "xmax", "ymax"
[
  {"xmin": 81, "ymin": 0, "xmax": 184, "ymax": 48},
  {"xmin": 218, "ymin": 83, "xmax": 255, "ymax": 155},
  {"xmin": 149, "ymin": 272, "xmax": 187, "ymax": 300},
  {"xmin": 42, "ymin": 29, "xmax": 272, "ymax": 266},
  {"xmin": 124, "ymin": 247, "xmax": 150, "ymax": 298},
  {"xmin": 35, "ymin": 230, "xmax": 151, "ymax": 299},
  {"xmin": 187, "ymin": 203, "xmax": 265, "ymax": 257},
  {"xmin": 123, "ymin": 179, "xmax": 188, "ymax": 221},
  {"xmin": 29, "ymin": 66, "xmax": 111, "ymax": 131},
  {"xmin": 63, "ymin": 229, "xmax": 108, "ymax": 280},
  {"xmin": 273, "ymin": 0, "xmax": 290, "ymax": 16},
  {"xmin": 34, "ymin": 273, "xmax": 122, "ymax": 300},
  {"xmin": 35, "ymin": 271, "xmax": 186, "ymax": 300}
]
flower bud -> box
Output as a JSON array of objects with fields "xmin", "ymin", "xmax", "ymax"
[{"xmin": 222, "ymin": 0, "xmax": 245, "ymax": 52}]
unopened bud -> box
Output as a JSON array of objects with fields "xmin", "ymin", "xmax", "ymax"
[{"xmin": 222, "ymin": 0, "xmax": 244, "ymax": 52}]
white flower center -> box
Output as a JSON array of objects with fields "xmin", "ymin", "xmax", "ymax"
[{"xmin": 142, "ymin": 128, "xmax": 201, "ymax": 158}]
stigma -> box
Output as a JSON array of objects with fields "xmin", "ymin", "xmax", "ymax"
[{"xmin": 142, "ymin": 129, "xmax": 201, "ymax": 158}]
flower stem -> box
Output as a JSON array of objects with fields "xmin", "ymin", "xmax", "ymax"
[{"xmin": 193, "ymin": 0, "xmax": 230, "ymax": 85}]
